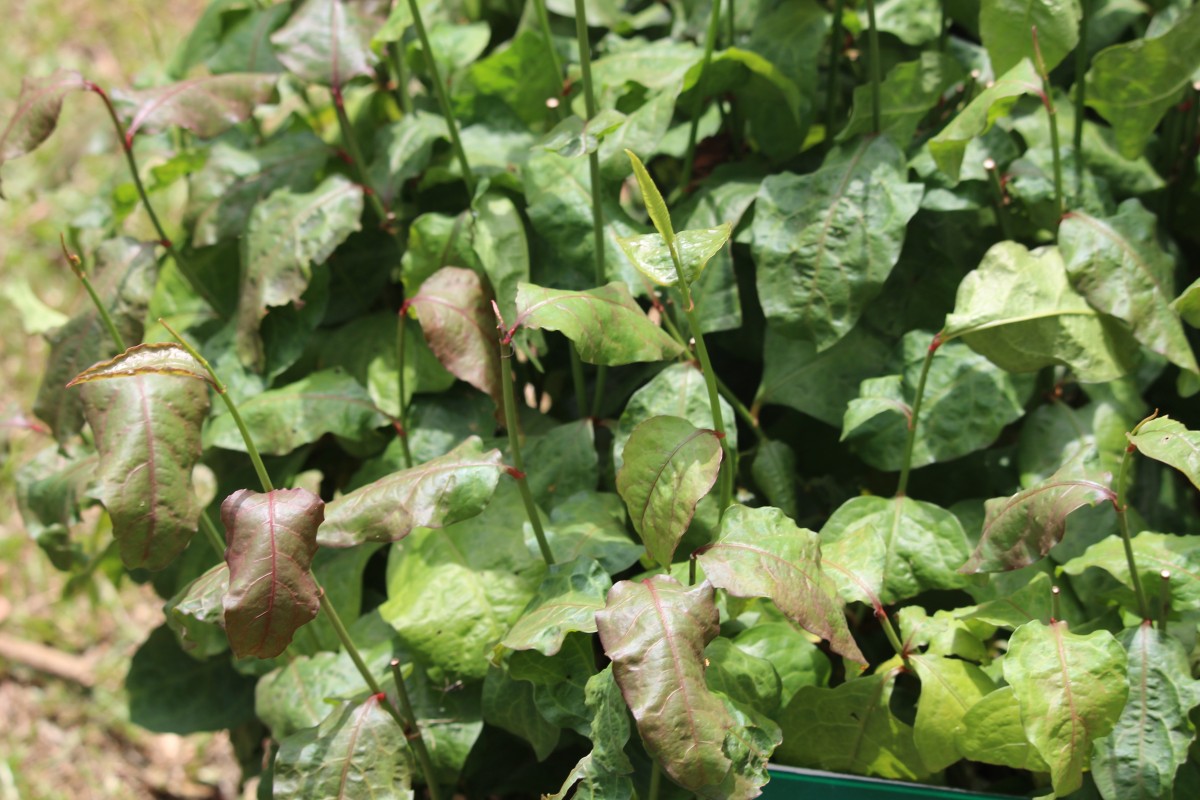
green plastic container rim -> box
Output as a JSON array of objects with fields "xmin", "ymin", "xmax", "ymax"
[{"xmin": 764, "ymin": 765, "xmax": 1019, "ymax": 799}]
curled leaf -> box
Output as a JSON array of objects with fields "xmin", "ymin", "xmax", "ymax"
[
  {"xmin": 66, "ymin": 342, "xmax": 212, "ymax": 387},
  {"xmin": 222, "ymin": 488, "xmax": 324, "ymax": 659}
]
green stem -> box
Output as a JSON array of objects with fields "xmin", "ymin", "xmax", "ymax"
[
  {"xmin": 406, "ymin": 0, "xmax": 475, "ymax": 197},
  {"xmin": 199, "ymin": 509, "xmax": 226, "ymax": 558},
  {"xmin": 1073, "ymin": 0, "xmax": 1090, "ymax": 187},
  {"xmin": 387, "ymin": 42, "xmax": 412, "ymax": 115},
  {"xmin": 389, "ymin": 659, "xmax": 443, "ymax": 800},
  {"xmin": 160, "ymin": 319, "xmax": 275, "ymax": 494},
  {"xmin": 725, "ymin": 0, "xmax": 735, "ymax": 45},
  {"xmin": 938, "ymin": 0, "xmax": 949, "ymax": 51},
  {"xmin": 62, "ymin": 235, "xmax": 126, "ymax": 352},
  {"xmin": 500, "ymin": 340, "xmax": 555, "ymax": 565},
  {"xmin": 677, "ymin": 279, "xmax": 732, "ymax": 510},
  {"xmin": 1032, "ymin": 27, "xmax": 1065, "ymax": 215},
  {"xmin": 716, "ymin": 375, "xmax": 765, "ymax": 443},
  {"xmin": 1115, "ymin": 441, "xmax": 1151, "ymax": 620},
  {"xmin": 395, "ymin": 307, "xmax": 414, "ymax": 469},
  {"xmin": 679, "ymin": 0, "xmax": 722, "ymax": 193},
  {"xmin": 532, "ymin": 0, "xmax": 565, "ymax": 93},
  {"xmin": 878, "ymin": 608, "xmax": 908, "ymax": 665},
  {"xmin": 332, "ymin": 85, "xmax": 393, "ymax": 228},
  {"xmin": 865, "ymin": 0, "xmax": 883, "ymax": 134},
  {"xmin": 895, "ymin": 332, "xmax": 941, "ymax": 498},
  {"xmin": 826, "ymin": 0, "xmax": 846, "ymax": 137},
  {"xmin": 316, "ymin": 589, "xmax": 408, "ymax": 730},
  {"xmin": 1050, "ymin": 585, "xmax": 1062, "ymax": 623},
  {"xmin": 648, "ymin": 761, "xmax": 663, "ymax": 800},
  {"xmin": 1158, "ymin": 570, "xmax": 1171, "ymax": 632},
  {"xmin": 984, "ymin": 158, "xmax": 1014, "ymax": 240},
  {"xmin": 568, "ymin": 345, "xmax": 588, "ymax": 418},
  {"xmin": 86, "ymin": 83, "xmax": 225, "ymax": 317}
]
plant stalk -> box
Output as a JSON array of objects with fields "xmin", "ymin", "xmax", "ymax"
[
  {"xmin": 387, "ymin": 42, "xmax": 412, "ymax": 115},
  {"xmin": 332, "ymin": 85, "xmax": 393, "ymax": 228},
  {"xmin": 895, "ymin": 332, "xmax": 941, "ymax": 497},
  {"xmin": 865, "ymin": 0, "xmax": 883, "ymax": 134},
  {"xmin": 61, "ymin": 235, "xmax": 126, "ymax": 352},
  {"xmin": 389, "ymin": 659, "xmax": 443, "ymax": 800},
  {"xmin": 825, "ymin": 0, "xmax": 846, "ymax": 137},
  {"xmin": 568, "ymin": 345, "xmax": 588, "ymax": 418},
  {"xmin": 679, "ymin": 0, "xmax": 723, "ymax": 193},
  {"xmin": 878, "ymin": 608, "xmax": 908, "ymax": 665},
  {"xmin": 983, "ymin": 158, "xmax": 1014, "ymax": 240},
  {"xmin": 676, "ymin": 279, "xmax": 732, "ymax": 510},
  {"xmin": 1032, "ymin": 26, "xmax": 1065, "ymax": 215},
  {"xmin": 716, "ymin": 375, "xmax": 764, "ymax": 443},
  {"xmin": 1073, "ymin": 0, "xmax": 1090, "ymax": 187},
  {"xmin": 199, "ymin": 509, "xmax": 226, "ymax": 558},
  {"xmin": 161, "ymin": 319, "xmax": 275, "ymax": 494},
  {"xmin": 406, "ymin": 0, "xmax": 475, "ymax": 197},
  {"xmin": 1114, "ymin": 441, "xmax": 1151, "ymax": 620},
  {"xmin": 86, "ymin": 83, "xmax": 225, "ymax": 316},
  {"xmin": 648, "ymin": 760, "xmax": 663, "ymax": 800},
  {"xmin": 396, "ymin": 306, "xmax": 414, "ymax": 469},
  {"xmin": 500, "ymin": 340, "xmax": 556, "ymax": 565},
  {"xmin": 532, "ymin": 0, "xmax": 565, "ymax": 92},
  {"xmin": 1050, "ymin": 585, "xmax": 1062, "ymax": 623}
]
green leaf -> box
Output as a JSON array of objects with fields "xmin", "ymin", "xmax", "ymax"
[
  {"xmin": 613, "ymin": 362, "xmax": 737, "ymax": 472},
  {"xmin": 36, "ymin": 238, "xmax": 158, "ymax": 442},
  {"xmin": 0, "ymin": 69, "xmax": 88, "ymax": 195},
  {"xmin": 775, "ymin": 671, "xmax": 927, "ymax": 780},
  {"xmin": 546, "ymin": 666, "xmax": 634, "ymax": 800},
  {"xmin": 540, "ymin": 110, "xmax": 625, "ymax": 159},
  {"xmin": 269, "ymin": 0, "xmax": 375, "ymax": 87},
  {"xmin": 625, "ymin": 149, "xmax": 675, "ymax": 248},
  {"xmin": 470, "ymin": 192, "xmax": 531, "ymax": 323},
  {"xmin": 127, "ymin": 624, "xmax": 257, "ymax": 733},
  {"xmin": 1017, "ymin": 398, "xmax": 1131, "ymax": 487},
  {"xmin": 981, "ymin": 0, "xmax": 1081, "ymax": 77},
  {"xmin": 697, "ymin": 505, "xmax": 865, "ymax": 664},
  {"xmin": 842, "ymin": 333, "xmax": 1033, "ymax": 471},
  {"xmin": 409, "ymin": 266, "xmax": 501, "ymax": 407},
  {"xmin": 205, "ymin": 368, "xmax": 387, "ymax": 456},
  {"xmin": 541, "ymin": 491, "xmax": 643, "ymax": 574},
  {"xmin": 15, "ymin": 443, "xmax": 97, "ymax": 571},
  {"xmin": 1085, "ymin": 3, "xmax": 1200, "ymax": 159},
  {"xmin": 482, "ymin": 664, "xmax": 560, "ymax": 761},
  {"xmin": 962, "ymin": 465, "xmax": 1115, "ymax": 573},
  {"xmin": 944, "ymin": 242, "xmax": 1141, "ymax": 382},
  {"xmin": 400, "ymin": 210, "xmax": 478, "ymax": 301},
  {"xmin": 1004, "ymin": 620, "xmax": 1128, "ymax": 795},
  {"xmin": 756, "ymin": 323, "xmax": 892, "ymax": 427},
  {"xmin": 1060, "ymin": 201, "xmax": 1198, "ymax": 377},
  {"xmin": 274, "ymin": 696, "xmax": 413, "ymax": 800},
  {"xmin": 838, "ymin": 52, "xmax": 965, "ymax": 144},
  {"xmin": 820, "ymin": 495, "xmax": 972, "ymax": 606},
  {"xmin": 615, "ymin": 415, "xmax": 723, "ymax": 567},
  {"xmin": 909, "ymin": 654, "xmax": 997, "ymax": 772},
  {"xmin": 502, "ymin": 557, "xmax": 611, "ymax": 656},
  {"xmin": 514, "ymin": 282, "xmax": 685, "ymax": 366},
  {"xmin": 704, "ymin": 637, "xmax": 782, "ymax": 719},
  {"xmin": 751, "ymin": 136, "xmax": 923, "ymax": 350},
  {"xmin": 509, "ymin": 633, "xmax": 597, "ymax": 734},
  {"xmin": 929, "ymin": 59, "xmax": 1042, "ymax": 182},
  {"xmin": 221, "ymin": 488, "xmax": 323, "ymax": 659},
  {"xmin": 119, "ymin": 73, "xmax": 276, "ymax": 142},
  {"xmin": 237, "ymin": 175, "xmax": 363, "ymax": 369},
  {"xmin": 957, "ymin": 686, "xmax": 1050, "ymax": 771},
  {"xmin": 187, "ymin": 130, "xmax": 326, "ymax": 247},
  {"xmin": 1128, "ymin": 416, "xmax": 1200, "ymax": 492},
  {"xmin": 733, "ymin": 622, "xmax": 831, "ymax": 706},
  {"xmin": 519, "ymin": 421, "xmax": 599, "ymax": 511},
  {"xmin": 77, "ymin": 370, "xmax": 209, "ymax": 572},
  {"xmin": 165, "ymin": 563, "xmax": 229, "ymax": 658},
  {"xmin": 379, "ymin": 484, "xmax": 545, "ymax": 681},
  {"xmin": 961, "ymin": 571, "xmax": 1055, "ymax": 629},
  {"xmin": 873, "ymin": 0, "xmax": 944, "ymax": 45},
  {"xmin": 750, "ymin": 441, "xmax": 798, "ymax": 519},
  {"xmin": 617, "ymin": 225, "xmax": 731, "ymax": 289},
  {"xmin": 596, "ymin": 577, "xmax": 770, "ymax": 798},
  {"xmin": 318, "ymin": 437, "xmax": 504, "ymax": 548},
  {"xmin": 1092, "ymin": 624, "xmax": 1200, "ymax": 800},
  {"xmin": 368, "ymin": 111, "xmax": 447, "ymax": 206},
  {"xmin": 1061, "ymin": 531, "xmax": 1200, "ymax": 614},
  {"xmin": 897, "ymin": 607, "xmax": 994, "ymax": 662},
  {"xmin": 453, "ymin": 29, "xmax": 560, "ymax": 130},
  {"xmin": 206, "ymin": 4, "xmax": 290, "ymax": 74}
]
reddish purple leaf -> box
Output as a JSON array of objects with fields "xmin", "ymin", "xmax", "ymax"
[
  {"xmin": 696, "ymin": 506, "xmax": 866, "ymax": 664},
  {"xmin": 409, "ymin": 267, "xmax": 502, "ymax": 406},
  {"xmin": 269, "ymin": 0, "xmax": 376, "ymax": 89},
  {"xmin": 120, "ymin": 73, "xmax": 277, "ymax": 144},
  {"xmin": 222, "ymin": 488, "xmax": 324, "ymax": 659},
  {"xmin": 961, "ymin": 468, "xmax": 1116, "ymax": 573},
  {"xmin": 0, "ymin": 69, "xmax": 89, "ymax": 195}
]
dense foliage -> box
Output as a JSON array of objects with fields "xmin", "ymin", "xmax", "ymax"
[{"xmin": 4, "ymin": 0, "xmax": 1200, "ymax": 798}]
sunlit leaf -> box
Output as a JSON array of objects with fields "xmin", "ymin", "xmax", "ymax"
[
  {"xmin": 502, "ymin": 557, "xmax": 610, "ymax": 656},
  {"xmin": 318, "ymin": 437, "xmax": 504, "ymax": 547},
  {"xmin": 1004, "ymin": 620, "xmax": 1128, "ymax": 795},
  {"xmin": 409, "ymin": 266, "xmax": 501, "ymax": 406},
  {"xmin": 221, "ymin": 488, "xmax": 323, "ymax": 659},
  {"xmin": 67, "ymin": 342, "xmax": 211, "ymax": 386},
  {"xmin": 838, "ymin": 52, "xmax": 964, "ymax": 144},
  {"xmin": 696, "ymin": 505, "xmax": 865, "ymax": 664},
  {"xmin": 269, "ymin": 0, "xmax": 376, "ymax": 88},
  {"xmin": 625, "ymin": 149, "xmax": 675, "ymax": 249},
  {"xmin": 957, "ymin": 686, "xmax": 1049, "ymax": 771},
  {"xmin": 1128, "ymin": 416, "xmax": 1200, "ymax": 492},
  {"xmin": 617, "ymin": 224, "xmax": 731, "ymax": 289},
  {"xmin": 909, "ymin": 654, "xmax": 996, "ymax": 772},
  {"xmin": 981, "ymin": 0, "xmax": 1081, "ymax": 77},
  {"xmin": 514, "ymin": 282, "xmax": 685, "ymax": 366},
  {"xmin": 119, "ymin": 73, "xmax": 276, "ymax": 142},
  {"xmin": 615, "ymin": 415, "xmax": 722, "ymax": 568},
  {"xmin": 1061, "ymin": 530, "xmax": 1200, "ymax": 614}
]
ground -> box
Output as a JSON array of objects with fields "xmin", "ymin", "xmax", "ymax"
[{"xmin": 1, "ymin": 1, "xmax": 247, "ymax": 797}]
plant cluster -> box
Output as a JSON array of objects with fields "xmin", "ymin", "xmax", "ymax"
[{"xmin": 4, "ymin": 0, "xmax": 1200, "ymax": 798}]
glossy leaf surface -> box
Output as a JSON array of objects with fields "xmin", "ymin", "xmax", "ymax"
[
  {"xmin": 1005, "ymin": 621, "xmax": 1128, "ymax": 795},
  {"xmin": 79, "ymin": 371, "xmax": 209, "ymax": 571},
  {"xmin": 617, "ymin": 224, "xmax": 731, "ymax": 288},
  {"xmin": 221, "ymin": 488, "xmax": 323, "ymax": 659},
  {"xmin": 269, "ymin": 0, "xmax": 375, "ymax": 87},
  {"xmin": 909, "ymin": 654, "xmax": 996, "ymax": 772},
  {"xmin": 318, "ymin": 437, "xmax": 503, "ymax": 547},
  {"xmin": 615, "ymin": 415, "xmax": 722, "ymax": 567},
  {"xmin": 514, "ymin": 282, "xmax": 685, "ymax": 365},
  {"xmin": 502, "ymin": 557, "xmax": 610, "ymax": 656},
  {"xmin": 697, "ymin": 505, "xmax": 864, "ymax": 663},
  {"xmin": 1128, "ymin": 416, "xmax": 1200, "ymax": 492}
]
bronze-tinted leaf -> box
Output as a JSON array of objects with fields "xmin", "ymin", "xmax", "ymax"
[
  {"xmin": 222, "ymin": 488, "xmax": 324, "ymax": 659},
  {"xmin": 0, "ymin": 69, "xmax": 88, "ymax": 196},
  {"xmin": 409, "ymin": 267, "xmax": 502, "ymax": 406},
  {"xmin": 67, "ymin": 343, "xmax": 212, "ymax": 387},
  {"xmin": 79, "ymin": 372, "xmax": 209, "ymax": 570},
  {"xmin": 120, "ymin": 73, "xmax": 277, "ymax": 143}
]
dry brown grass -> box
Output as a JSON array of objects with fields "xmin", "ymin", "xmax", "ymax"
[{"xmin": 1, "ymin": 2, "xmax": 249, "ymax": 797}]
